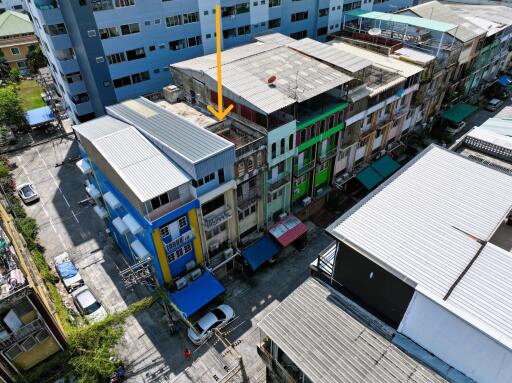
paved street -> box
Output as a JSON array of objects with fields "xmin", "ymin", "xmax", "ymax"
[{"xmin": 7, "ymin": 137, "xmax": 333, "ymax": 382}]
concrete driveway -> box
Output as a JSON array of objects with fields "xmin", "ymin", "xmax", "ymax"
[{"xmin": 7, "ymin": 136, "xmax": 334, "ymax": 382}]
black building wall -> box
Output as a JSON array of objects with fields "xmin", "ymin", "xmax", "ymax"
[{"xmin": 332, "ymin": 242, "xmax": 414, "ymax": 328}]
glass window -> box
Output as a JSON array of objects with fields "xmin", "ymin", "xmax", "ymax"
[
  {"xmin": 126, "ymin": 47, "xmax": 146, "ymax": 61},
  {"xmin": 10, "ymin": 47, "xmax": 20, "ymax": 55},
  {"xmin": 166, "ymin": 15, "xmax": 182, "ymax": 27},
  {"xmin": 178, "ymin": 216, "xmax": 187, "ymax": 228},
  {"xmin": 120, "ymin": 23, "xmax": 139, "ymax": 35}
]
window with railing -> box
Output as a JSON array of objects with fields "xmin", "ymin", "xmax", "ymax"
[{"xmin": 44, "ymin": 23, "xmax": 67, "ymax": 36}]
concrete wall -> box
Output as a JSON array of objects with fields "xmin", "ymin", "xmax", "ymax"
[{"xmin": 399, "ymin": 292, "xmax": 512, "ymax": 383}]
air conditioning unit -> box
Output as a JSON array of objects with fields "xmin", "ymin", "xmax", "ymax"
[
  {"xmin": 278, "ymin": 212, "xmax": 288, "ymax": 220},
  {"xmin": 190, "ymin": 268, "xmax": 202, "ymax": 281},
  {"xmin": 294, "ymin": 188, "xmax": 300, "ymax": 194},
  {"xmin": 380, "ymin": 149, "xmax": 386, "ymax": 156},
  {"xmin": 185, "ymin": 260, "xmax": 196, "ymax": 272},
  {"xmin": 223, "ymin": 248, "xmax": 234, "ymax": 259},
  {"xmin": 175, "ymin": 277, "xmax": 188, "ymax": 290},
  {"xmin": 302, "ymin": 197, "xmax": 312, "ymax": 206},
  {"xmin": 163, "ymin": 85, "xmax": 182, "ymax": 104}
]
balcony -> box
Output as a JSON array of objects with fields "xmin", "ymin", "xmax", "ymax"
[
  {"xmin": 203, "ymin": 206, "xmax": 232, "ymax": 231},
  {"xmin": 0, "ymin": 318, "xmax": 43, "ymax": 349},
  {"xmin": 317, "ymin": 146, "xmax": 338, "ymax": 163},
  {"xmin": 35, "ymin": 0, "xmax": 59, "ymax": 9},
  {"xmin": 237, "ymin": 189, "xmax": 261, "ymax": 211},
  {"xmin": 164, "ymin": 230, "xmax": 195, "ymax": 254},
  {"xmin": 293, "ymin": 161, "xmax": 315, "ymax": 177},
  {"xmin": 268, "ymin": 171, "xmax": 290, "ymax": 192},
  {"xmin": 145, "ymin": 194, "xmax": 194, "ymax": 222},
  {"xmin": 392, "ymin": 106, "xmax": 409, "ymax": 120}
]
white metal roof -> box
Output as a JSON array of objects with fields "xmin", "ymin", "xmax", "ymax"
[
  {"xmin": 467, "ymin": 127, "xmax": 512, "ymax": 151},
  {"xmin": 394, "ymin": 47, "xmax": 436, "ymax": 65},
  {"xmin": 287, "ymin": 38, "xmax": 372, "ymax": 74},
  {"xmin": 254, "ymin": 32, "xmax": 296, "ymax": 46},
  {"xmin": 74, "ymin": 116, "xmax": 190, "ymax": 203},
  {"xmin": 446, "ymin": 243, "xmax": 512, "ymax": 351},
  {"xmin": 477, "ymin": 117, "xmax": 512, "ymax": 138},
  {"xmin": 259, "ymin": 278, "xmax": 447, "ymax": 383},
  {"xmin": 328, "ymin": 41, "xmax": 423, "ymax": 78},
  {"xmin": 329, "ymin": 145, "xmax": 512, "ymax": 350}
]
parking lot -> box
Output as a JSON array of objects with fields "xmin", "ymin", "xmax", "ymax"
[{"xmin": 7, "ymin": 136, "xmax": 333, "ymax": 382}]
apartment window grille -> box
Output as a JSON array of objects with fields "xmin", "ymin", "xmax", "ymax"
[
  {"xmin": 166, "ymin": 15, "xmax": 182, "ymax": 27},
  {"xmin": 120, "ymin": 23, "xmax": 140, "ymax": 35},
  {"xmin": 107, "ymin": 52, "xmax": 126, "ymax": 64}
]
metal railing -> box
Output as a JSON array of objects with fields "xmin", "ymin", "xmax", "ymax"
[
  {"xmin": 268, "ymin": 172, "xmax": 290, "ymax": 192},
  {"xmin": 237, "ymin": 189, "xmax": 261, "ymax": 211},
  {"xmin": 293, "ymin": 161, "xmax": 315, "ymax": 176},
  {"xmin": 203, "ymin": 206, "xmax": 232, "ymax": 230},
  {"xmin": 0, "ymin": 318, "xmax": 42, "ymax": 349},
  {"xmin": 317, "ymin": 146, "xmax": 338, "ymax": 162}
]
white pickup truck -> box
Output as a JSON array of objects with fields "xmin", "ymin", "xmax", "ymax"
[{"xmin": 54, "ymin": 252, "xmax": 83, "ymax": 292}]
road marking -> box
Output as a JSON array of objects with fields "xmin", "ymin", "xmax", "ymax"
[
  {"xmin": 71, "ymin": 209, "xmax": 79, "ymax": 224},
  {"xmin": 16, "ymin": 156, "xmax": 66, "ymax": 249},
  {"xmin": 35, "ymin": 147, "xmax": 71, "ymax": 208}
]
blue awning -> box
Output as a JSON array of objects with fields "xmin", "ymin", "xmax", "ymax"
[
  {"xmin": 170, "ymin": 270, "xmax": 225, "ymax": 317},
  {"xmin": 242, "ymin": 235, "xmax": 281, "ymax": 270},
  {"xmin": 356, "ymin": 166, "xmax": 383, "ymax": 190},
  {"xmin": 498, "ymin": 75, "xmax": 512, "ymax": 86},
  {"xmin": 372, "ymin": 155, "xmax": 400, "ymax": 179},
  {"xmin": 25, "ymin": 106, "xmax": 54, "ymax": 127}
]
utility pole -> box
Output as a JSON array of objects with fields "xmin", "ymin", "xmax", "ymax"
[{"xmin": 213, "ymin": 328, "xmax": 249, "ymax": 383}]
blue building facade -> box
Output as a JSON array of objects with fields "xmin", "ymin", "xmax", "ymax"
[
  {"xmin": 74, "ymin": 116, "xmax": 206, "ymax": 286},
  {"xmin": 25, "ymin": 0, "xmax": 415, "ymax": 123}
]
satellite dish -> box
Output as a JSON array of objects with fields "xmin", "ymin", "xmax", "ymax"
[{"xmin": 368, "ymin": 28, "xmax": 382, "ymax": 36}]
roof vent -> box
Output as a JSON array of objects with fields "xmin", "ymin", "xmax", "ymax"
[{"xmin": 267, "ymin": 75, "xmax": 277, "ymax": 86}]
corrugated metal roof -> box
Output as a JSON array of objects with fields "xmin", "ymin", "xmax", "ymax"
[
  {"xmin": 287, "ymin": 38, "xmax": 372, "ymax": 73},
  {"xmin": 394, "ymin": 47, "xmax": 436, "ymax": 65},
  {"xmin": 254, "ymin": 32, "xmax": 296, "ymax": 46},
  {"xmin": 345, "ymin": 9, "xmax": 457, "ymax": 32},
  {"xmin": 329, "ymin": 145, "xmax": 512, "ymax": 349},
  {"xmin": 106, "ymin": 98, "xmax": 234, "ymax": 177},
  {"xmin": 446, "ymin": 243, "xmax": 512, "ymax": 351},
  {"xmin": 329, "ymin": 145, "xmax": 512, "ymax": 297},
  {"xmin": 467, "ymin": 127, "xmax": 512, "ymax": 151},
  {"xmin": 445, "ymin": 4, "xmax": 512, "ymax": 36},
  {"xmin": 407, "ymin": 1, "xmax": 485, "ymax": 42},
  {"xmin": 172, "ymin": 41, "xmax": 352, "ymax": 115},
  {"xmin": 0, "ymin": 11, "xmax": 33, "ymax": 37},
  {"xmin": 478, "ymin": 117, "xmax": 512, "ymax": 137},
  {"xmin": 259, "ymin": 278, "xmax": 447, "ymax": 383},
  {"xmin": 328, "ymin": 41, "xmax": 423, "ymax": 78},
  {"xmin": 74, "ymin": 116, "xmax": 190, "ymax": 202},
  {"xmin": 494, "ymin": 106, "xmax": 512, "ymax": 121}
]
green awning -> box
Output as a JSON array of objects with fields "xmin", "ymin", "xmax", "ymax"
[
  {"xmin": 372, "ymin": 155, "xmax": 400, "ymax": 179},
  {"xmin": 440, "ymin": 102, "xmax": 478, "ymax": 124},
  {"xmin": 356, "ymin": 166, "xmax": 383, "ymax": 190}
]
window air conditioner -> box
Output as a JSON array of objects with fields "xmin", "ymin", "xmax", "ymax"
[
  {"xmin": 302, "ymin": 197, "xmax": 312, "ymax": 206},
  {"xmin": 190, "ymin": 269, "xmax": 202, "ymax": 281},
  {"xmin": 185, "ymin": 260, "xmax": 196, "ymax": 271},
  {"xmin": 175, "ymin": 277, "xmax": 187, "ymax": 290}
]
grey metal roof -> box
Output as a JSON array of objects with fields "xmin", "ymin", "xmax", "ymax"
[
  {"xmin": 74, "ymin": 116, "xmax": 190, "ymax": 202},
  {"xmin": 106, "ymin": 98, "xmax": 235, "ymax": 178},
  {"xmin": 288, "ymin": 38, "xmax": 372, "ymax": 74},
  {"xmin": 328, "ymin": 145, "xmax": 512, "ymax": 350},
  {"xmin": 394, "ymin": 47, "xmax": 436, "ymax": 65},
  {"xmin": 445, "ymin": 4, "xmax": 512, "ymax": 36},
  {"xmin": 254, "ymin": 32, "xmax": 296, "ymax": 46},
  {"xmin": 477, "ymin": 117, "xmax": 512, "ymax": 138},
  {"xmin": 172, "ymin": 41, "xmax": 352, "ymax": 115},
  {"xmin": 259, "ymin": 278, "xmax": 447, "ymax": 383},
  {"xmin": 408, "ymin": 1, "xmax": 485, "ymax": 43},
  {"xmin": 494, "ymin": 106, "xmax": 512, "ymax": 122}
]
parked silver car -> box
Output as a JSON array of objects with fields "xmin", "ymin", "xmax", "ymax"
[
  {"xmin": 17, "ymin": 183, "xmax": 39, "ymax": 204},
  {"xmin": 187, "ymin": 304, "xmax": 235, "ymax": 345},
  {"xmin": 71, "ymin": 285, "xmax": 107, "ymax": 323}
]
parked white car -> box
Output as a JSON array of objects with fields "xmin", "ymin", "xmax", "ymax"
[
  {"xmin": 71, "ymin": 286, "xmax": 107, "ymax": 323},
  {"xmin": 17, "ymin": 183, "xmax": 39, "ymax": 204},
  {"xmin": 187, "ymin": 304, "xmax": 235, "ymax": 345},
  {"xmin": 54, "ymin": 252, "xmax": 83, "ymax": 292}
]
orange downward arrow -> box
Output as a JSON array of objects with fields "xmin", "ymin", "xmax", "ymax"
[{"xmin": 208, "ymin": 4, "xmax": 232, "ymax": 121}]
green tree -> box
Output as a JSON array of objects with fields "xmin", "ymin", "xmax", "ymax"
[
  {"xmin": 26, "ymin": 46, "xmax": 46, "ymax": 74},
  {"xmin": 0, "ymin": 86, "xmax": 28, "ymax": 130},
  {"xmin": 0, "ymin": 59, "xmax": 9, "ymax": 81},
  {"xmin": 8, "ymin": 68, "xmax": 20, "ymax": 83}
]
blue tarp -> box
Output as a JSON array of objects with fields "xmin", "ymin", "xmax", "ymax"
[
  {"xmin": 242, "ymin": 235, "xmax": 281, "ymax": 270},
  {"xmin": 170, "ymin": 270, "xmax": 225, "ymax": 317},
  {"xmin": 55, "ymin": 260, "xmax": 78, "ymax": 279},
  {"xmin": 498, "ymin": 75, "xmax": 512, "ymax": 86},
  {"xmin": 25, "ymin": 106, "xmax": 54, "ymax": 127},
  {"xmin": 372, "ymin": 155, "xmax": 400, "ymax": 179}
]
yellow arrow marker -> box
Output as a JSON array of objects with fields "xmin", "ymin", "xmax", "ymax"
[{"xmin": 207, "ymin": 4, "xmax": 233, "ymax": 121}]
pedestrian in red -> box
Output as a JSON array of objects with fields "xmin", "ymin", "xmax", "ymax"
[{"xmin": 184, "ymin": 348, "xmax": 191, "ymax": 360}]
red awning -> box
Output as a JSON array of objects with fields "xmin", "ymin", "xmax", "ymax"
[{"xmin": 269, "ymin": 215, "xmax": 309, "ymax": 247}]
